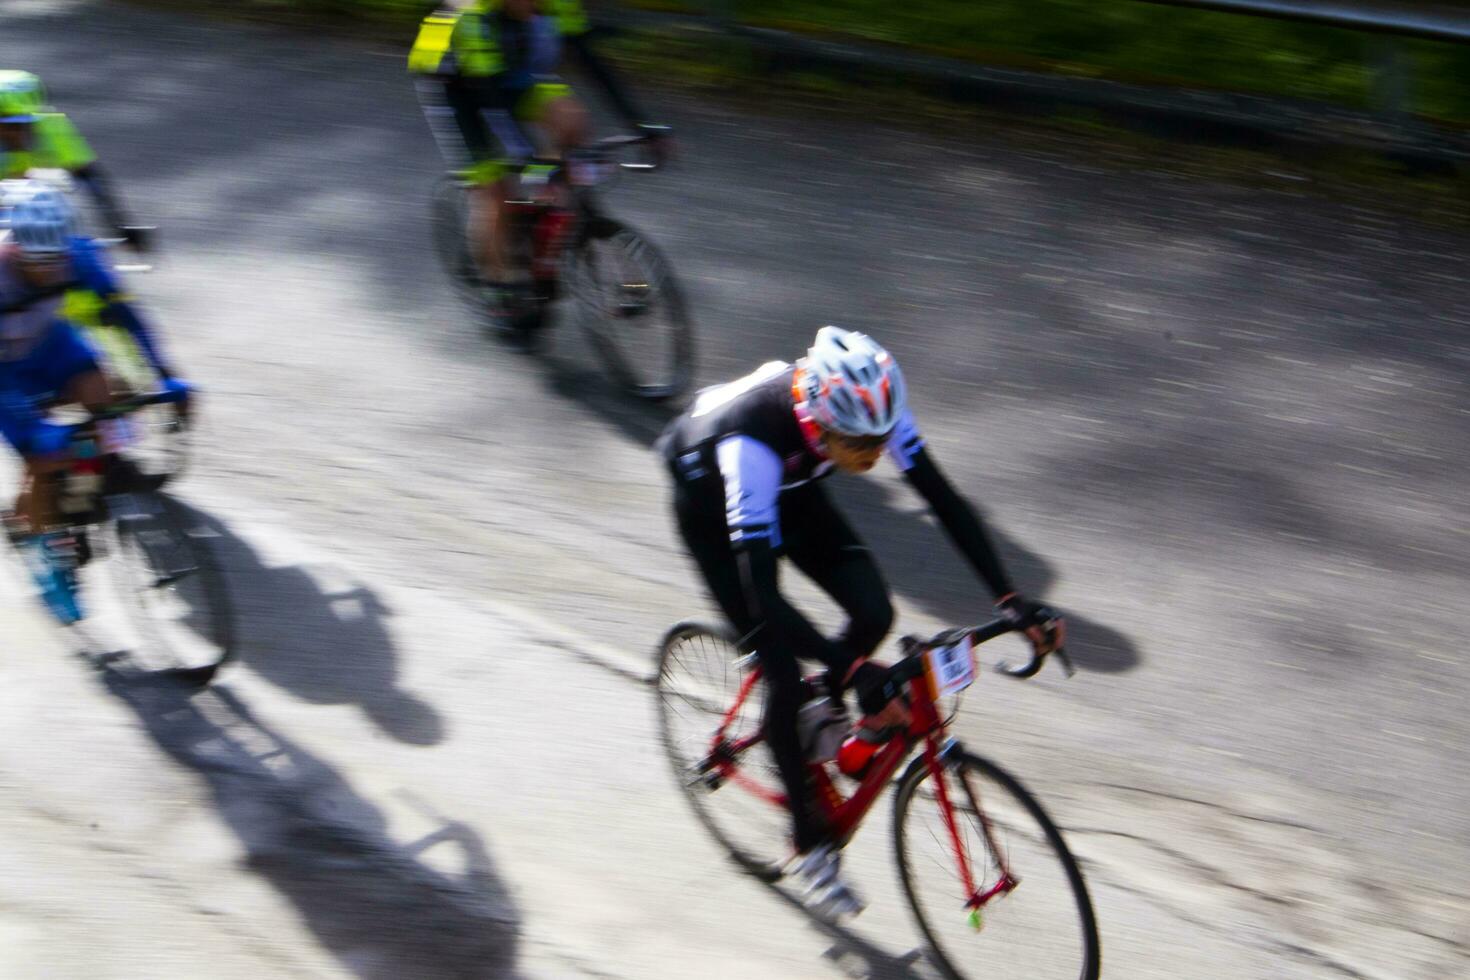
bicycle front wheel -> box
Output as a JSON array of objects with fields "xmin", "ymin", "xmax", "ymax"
[
  {"xmin": 893, "ymin": 748, "xmax": 1100, "ymax": 980},
  {"xmin": 430, "ymin": 176, "xmax": 482, "ymax": 307},
  {"xmin": 568, "ymin": 218, "xmax": 694, "ymax": 401},
  {"xmin": 655, "ymin": 621, "xmax": 788, "ymax": 881},
  {"xmin": 102, "ymin": 493, "xmax": 234, "ymax": 685}
]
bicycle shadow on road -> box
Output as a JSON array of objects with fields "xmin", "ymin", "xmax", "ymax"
[
  {"xmin": 99, "ymin": 670, "xmax": 523, "ymax": 980},
  {"xmin": 759, "ymin": 881, "xmax": 933, "ymax": 980},
  {"xmin": 531, "ymin": 318, "xmax": 688, "ymax": 449},
  {"xmin": 167, "ymin": 501, "xmax": 445, "ymax": 746}
]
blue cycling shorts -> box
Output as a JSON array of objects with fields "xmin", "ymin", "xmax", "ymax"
[{"xmin": 0, "ymin": 322, "xmax": 102, "ymax": 456}]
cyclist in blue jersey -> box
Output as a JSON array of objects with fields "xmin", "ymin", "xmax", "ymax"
[
  {"xmin": 0, "ymin": 181, "xmax": 187, "ymax": 622},
  {"xmin": 660, "ymin": 326, "xmax": 1064, "ymax": 915}
]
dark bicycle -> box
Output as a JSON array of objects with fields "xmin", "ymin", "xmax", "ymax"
[
  {"xmin": 430, "ymin": 133, "xmax": 695, "ymax": 400},
  {"xmin": 656, "ymin": 616, "xmax": 1101, "ymax": 980},
  {"xmin": 6, "ymin": 389, "xmax": 233, "ymax": 686}
]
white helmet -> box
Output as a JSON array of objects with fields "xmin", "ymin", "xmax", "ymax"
[
  {"xmin": 3, "ymin": 180, "xmax": 75, "ymax": 254},
  {"xmin": 798, "ymin": 326, "xmax": 907, "ymax": 438}
]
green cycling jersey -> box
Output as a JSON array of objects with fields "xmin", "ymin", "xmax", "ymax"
[{"xmin": 2, "ymin": 112, "xmax": 96, "ymax": 178}]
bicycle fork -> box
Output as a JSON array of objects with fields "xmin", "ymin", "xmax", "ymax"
[{"xmin": 925, "ymin": 738, "xmax": 1018, "ymax": 931}]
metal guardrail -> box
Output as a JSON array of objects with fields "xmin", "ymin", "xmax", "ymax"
[
  {"xmin": 623, "ymin": 0, "xmax": 1470, "ymax": 42},
  {"xmin": 596, "ymin": 0, "xmax": 1470, "ymax": 165},
  {"xmin": 1133, "ymin": 0, "xmax": 1470, "ymax": 44}
]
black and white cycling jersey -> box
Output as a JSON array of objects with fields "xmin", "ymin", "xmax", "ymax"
[{"xmin": 661, "ymin": 361, "xmax": 926, "ymax": 547}]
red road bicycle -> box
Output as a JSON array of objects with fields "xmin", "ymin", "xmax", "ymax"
[
  {"xmin": 430, "ymin": 133, "xmax": 694, "ymax": 400},
  {"xmin": 656, "ymin": 618, "xmax": 1101, "ymax": 980}
]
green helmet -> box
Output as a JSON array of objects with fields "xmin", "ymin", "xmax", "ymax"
[{"xmin": 0, "ymin": 71, "xmax": 45, "ymax": 123}]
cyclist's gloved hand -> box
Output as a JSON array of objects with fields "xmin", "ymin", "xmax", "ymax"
[
  {"xmin": 637, "ymin": 123, "xmax": 675, "ymax": 167},
  {"xmin": 157, "ymin": 375, "xmax": 192, "ymax": 400},
  {"xmin": 156, "ymin": 375, "xmax": 195, "ymax": 421},
  {"xmin": 997, "ymin": 593, "xmax": 1065, "ymax": 657}
]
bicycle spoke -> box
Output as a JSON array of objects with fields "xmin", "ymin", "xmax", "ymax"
[
  {"xmin": 572, "ymin": 223, "xmax": 692, "ymax": 399},
  {"xmin": 895, "ymin": 751, "xmax": 1099, "ymax": 979},
  {"xmin": 657, "ymin": 623, "xmax": 787, "ymax": 879}
]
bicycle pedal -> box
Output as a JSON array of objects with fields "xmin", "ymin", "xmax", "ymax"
[{"xmin": 152, "ymin": 566, "xmax": 197, "ymax": 588}]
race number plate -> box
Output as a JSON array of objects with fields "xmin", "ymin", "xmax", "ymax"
[
  {"xmin": 96, "ymin": 417, "xmax": 139, "ymax": 454},
  {"xmin": 925, "ymin": 634, "xmax": 977, "ymax": 698}
]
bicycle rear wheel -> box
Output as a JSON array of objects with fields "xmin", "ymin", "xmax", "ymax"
[
  {"xmin": 568, "ymin": 218, "xmax": 694, "ymax": 401},
  {"xmin": 893, "ymin": 748, "xmax": 1100, "ymax": 980},
  {"xmin": 655, "ymin": 621, "xmax": 788, "ymax": 881},
  {"xmin": 101, "ymin": 492, "xmax": 234, "ymax": 685}
]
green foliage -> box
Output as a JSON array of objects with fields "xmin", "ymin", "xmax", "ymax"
[
  {"xmin": 636, "ymin": 0, "xmax": 1470, "ymax": 121},
  {"xmin": 231, "ymin": 0, "xmax": 431, "ymax": 29},
  {"xmin": 224, "ymin": 0, "xmax": 1470, "ymax": 121}
]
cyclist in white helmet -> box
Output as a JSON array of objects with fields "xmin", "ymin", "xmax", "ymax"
[
  {"xmin": 0, "ymin": 180, "xmax": 187, "ymax": 621},
  {"xmin": 659, "ymin": 325, "xmax": 1063, "ymax": 916}
]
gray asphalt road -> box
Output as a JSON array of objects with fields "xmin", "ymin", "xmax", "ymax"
[{"xmin": 3, "ymin": 2, "xmax": 1469, "ymax": 978}]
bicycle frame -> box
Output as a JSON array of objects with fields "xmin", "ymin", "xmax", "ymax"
[
  {"xmin": 500, "ymin": 136, "xmax": 650, "ymax": 292},
  {"xmin": 700, "ymin": 644, "xmax": 1014, "ymax": 912}
]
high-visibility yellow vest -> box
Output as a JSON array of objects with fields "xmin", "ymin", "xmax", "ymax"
[
  {"xmin": 407, "ymin": 0, "xmax": 589, "ymax": 76},
  {"xmin": 408, "ymin": 9, "xmax": 461, "ymax": 75},
  {"xmin": 547, "ymin": 0, "xmax": 589, "ymax": 36},
  {"xmin": 1, "ymin": 112, "xmax": 95, "ymax": 177}
]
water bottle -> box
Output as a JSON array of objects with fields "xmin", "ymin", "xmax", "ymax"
[
  {"xmin": 58, "ymin": 438, "xmax": 105, "ymax": 517},
  {"xmin": 837, "ymin": 726, "xmax": 888, "ymax": 779},
  {"xmin": 797, "ymin": 697, "xmax": 849, "ymax": 764}
]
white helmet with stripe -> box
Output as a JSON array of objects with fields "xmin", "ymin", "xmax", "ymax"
[
  {"xmin": 799, "ymin": 325, "xmax": 906, "ymax": 438},
  {"xmin": 3, "ymin": 179, "xmax": 76, "ymax": 255}
]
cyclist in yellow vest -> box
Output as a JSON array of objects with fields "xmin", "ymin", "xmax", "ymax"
[
  {"xmin": 409, "ymin": 0, "xmax": 669, "ymax": 309},
  {"xmin": 0, "ymin": 71, "xmax": 149, "ymax": 252}
]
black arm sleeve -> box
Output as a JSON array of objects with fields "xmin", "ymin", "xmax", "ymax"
[
  {"xmin": 562, "ymin": 31, "xmax": 647, "ymax": 128},
  {"xmin": 733, "ymin": 537, "xmax": 849, "ymax": 667},
  {"xmin": 901, "ymin": 447, "xmax": 1016, "ymax": 600},
  {"xmin": 72, "ymin": 162, "xmax": 132, "ymax": 233}
]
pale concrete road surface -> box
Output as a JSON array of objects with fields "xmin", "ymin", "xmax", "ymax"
[{"xmin": 3, "ymin": 1, "xmax": 1469, "ymax": 977}]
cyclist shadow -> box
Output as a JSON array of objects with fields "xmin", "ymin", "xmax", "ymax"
[
  {"xmin": 831, "ymin": 477, "xmax": 1140, "ymax": 674},
  {"xmin": 761, "ymin": 883, "xmax": 931, "ymax": 980},
  {"xmin": 168, "ymin": 501, "xmax": 445, "ymax": 746},
  {"xmin": 97, "ymin": 670, "xmax": 522, "ymax": 979}
]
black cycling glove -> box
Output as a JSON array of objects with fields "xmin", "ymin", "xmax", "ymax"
[{"xmin": 997, "ymin": 593, "xmax": 1052, "ymax": 630}]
